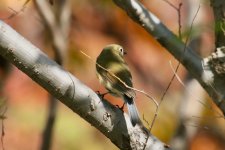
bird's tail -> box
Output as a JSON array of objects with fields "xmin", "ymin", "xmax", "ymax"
[{"xmin": 123, "ymin": 95, "xmax": 141, "ymax": 126}]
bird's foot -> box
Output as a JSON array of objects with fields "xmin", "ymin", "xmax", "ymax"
[
  {"xmin": 96, "ymin": 91, "xmax": 109, "ymax": 99},
  {"xmin": 116, "ymin": 102, "xmax": 125, "ymax": 112}
]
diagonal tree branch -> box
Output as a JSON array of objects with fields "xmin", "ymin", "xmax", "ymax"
[
  {"xmin": 0, "ymin": 21, "xmax": 171, "ymax": 150},
  {"xmin": 34, "ymin": 1, "xmax": 71, "ymax": 150},
  {"xmin": 113, "ymin": 0, "xmax": 225, "ymax": 116}
]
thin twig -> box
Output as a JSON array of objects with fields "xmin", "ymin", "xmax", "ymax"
[
  {"xmin": 80, "ymin": 50, "xmax": 159, "ymax": 107},
  {"xmin": 2, "ymin": 0, "xmax": 31, "ymax": 20},
  {"xmin": 143, "ymin": 114, "xmax": 151, "ymax": 127},
  {"xmin": 160, "ymin": 4, "xmax": 200, "ymax": 108},
  {"xmin": 177, "ymin": 3, "xmax": 183, "ymax": 38},
  {"xmin": 0, "ymin": 106, "xmax": 7, "ymax": 150},
  {"xmin": 80, "ymin": 50, "xmax": 159, "ymax": 131},
  {"xmin": 169, "ymin": 60, "xmax": 224, "ymax": 119},
  {"xmin": 149, "ymin": 4, "xmax": 201, "ymax": 131},
  {"xmin": 162, "ymin": 0, "xmax": 183, "ymax": 38},
  {"xmin": 168, "ymin": 61, "xmax": 185, "ymax": 87},
  {"xmin": 162, "ymin": 0, "xmax": 178, "ymax": 10},
  {"xmin": 150, "ymin": 0, "xmax": 184, "ymax": 131},
  {"xmin": 197, "ymin": 100, "xmax": 224, "ymax": 118}
]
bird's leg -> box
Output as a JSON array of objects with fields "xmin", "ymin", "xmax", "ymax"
[
  {"xmin": 96, "ymin": 91, "xmax": 109, "ymax": 99},
  {"xmin": 116, "ymin": 102, "xmax": 125, "ymax": 112}
]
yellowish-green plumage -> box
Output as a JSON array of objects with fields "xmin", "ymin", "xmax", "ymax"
[{"xmin": 96, "ymin": 44, "xmax": 140, "ymax": 126}]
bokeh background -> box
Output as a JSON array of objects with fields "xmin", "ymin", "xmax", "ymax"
[{"xmin": 0, "ymin": 0, "xmax": 225, "ymax": 150}]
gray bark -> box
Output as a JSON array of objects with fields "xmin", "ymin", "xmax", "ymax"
[
  {"xmin": 0, "ymin": 20, "xmax": 170, "ymax": 150},
  {"xmin": 113, "ymin": 0, "xmax": 225, "ymax": 116}
]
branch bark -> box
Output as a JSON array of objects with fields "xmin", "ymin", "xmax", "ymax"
[
  {"xmin": 0, "ymin": 21, "xmax": 171, "ymax": 150},
  {"xmin": 210, "ymin": 0, "xmax": 225, "ymax": 48},
  {"xmin": 34, "ymin": 1, "xmax": 71, "ymax": 149},
  {"xmin": 113, "ymin": 0, "xmax": 225, "ymax": 116}
]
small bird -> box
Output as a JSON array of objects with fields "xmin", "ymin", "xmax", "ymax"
[{"xmin": 96, "ymin": 44, "xmax": 141, "ymax": 126}]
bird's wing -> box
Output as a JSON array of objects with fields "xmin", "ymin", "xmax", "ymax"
[{"xmin": 100, "ymin": 64, "xmax": 135, "ymax": 99}]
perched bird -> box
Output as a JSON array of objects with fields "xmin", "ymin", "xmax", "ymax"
[{"xmin": 96, "ymin": 44, "xmax": 140, "ymax": 126}]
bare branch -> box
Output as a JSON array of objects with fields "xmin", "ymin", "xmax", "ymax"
[
  {"xmin": 34, "ymin": 0, "xmax": 71, "ymax": 60},
  {"xmin": 210, "ymin": 0, "xmax": 225, "ymax": 47},
  {"xmin": 0, "ymin": 20, "xmax": 171, "ymax": 150},
  {"xmin": 113, "ymin": 0, "xmax": 225, "ymax": 116},
  {"xmin": 0, "ymin": 101, "xmax": 6, "ymax": 150},
  {"xmin": 1, "ymin": 0, "xmax": 31, "ymax": 20},
  {"xmin": 162, "ymin": 0, "xmax": 182, "ymax": 37},
  {"xmin": 158, "ymin": 4, "xmax": 200, "ymax": 108},
  {"xmin": 34, "ymin": 1, "xmax": 71, "ymax": 150},
  {"xmin": 169, "ymin": 61, "xmax": 224, "ymax": 119}
]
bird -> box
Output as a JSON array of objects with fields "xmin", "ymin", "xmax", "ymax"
[{"xmin": 96, "ymin": 44, "xmax": 141, "ymax": 126}]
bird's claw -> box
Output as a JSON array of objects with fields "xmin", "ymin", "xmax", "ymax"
[
  {"xmin": 116, "ymin": 102, "xmax": 125, "ymax": 112},
  {"xmin": 96, "ymin": 91, "xmax": 108, "ymax": 99}
]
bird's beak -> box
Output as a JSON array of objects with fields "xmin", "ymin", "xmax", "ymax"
[{"xmin": 124, "ymin": 51, "xmax": 127, "ymax": 55}]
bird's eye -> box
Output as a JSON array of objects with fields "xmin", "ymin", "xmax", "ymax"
[{"xmin": 119, "ymin": 48, "xmax": 123, "ymax": 53}]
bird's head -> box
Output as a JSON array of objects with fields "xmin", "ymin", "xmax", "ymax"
[{"xmin": 102, "ymin": 44, "xmax": 127, "ymax": 57}]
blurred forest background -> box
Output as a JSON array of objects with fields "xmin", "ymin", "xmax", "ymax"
[{"xmin": 0, "ymin": 0, "xmax": 225, "ymax": 150}]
